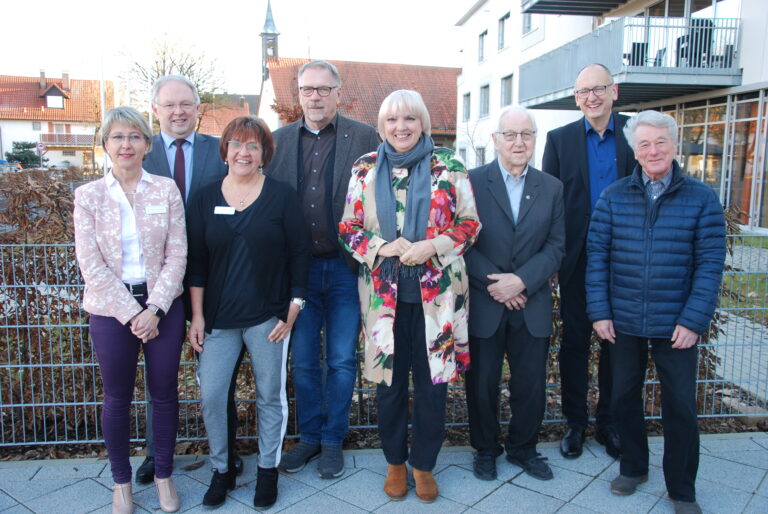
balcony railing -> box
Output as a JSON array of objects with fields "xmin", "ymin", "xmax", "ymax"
[
  {"xmin": 40, "ymin": 133, "xmax": 94, "ymax": 147},
  {"xmin": 519, "ymin": 16, "xmax": 741, "ymax": 106}
]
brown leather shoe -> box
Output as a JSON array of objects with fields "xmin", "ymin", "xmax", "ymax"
[
  {"xmin": 112, "ymin": 482, "xmax": 134, "ymax": 514},
  {"xmin": 154, "ymin": 477, "xmax": 180, "ymax": 512},
  {"xmin": 412, "ymin": 468, "xmax": 438, "ymax": 503},
  {"xmin": 383, "ymin": 464, "xmax": 407, "ymax": 500}
]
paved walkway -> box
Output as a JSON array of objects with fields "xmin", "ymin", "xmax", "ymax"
[{"xmin": 0, "ymin": 433, "xmax": 766, "ymax": 513}]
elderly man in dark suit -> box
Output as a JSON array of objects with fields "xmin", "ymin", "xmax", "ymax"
[
  {"xmin": 465, "ymin": 106, "xmax": 565, "ymax": 482},
  {"xmin": 264, "ymin": 60, "xmax": 379, "ymax": 479},
  {"xmin": 542, "ymin": 63, "xmax": 636, "ymax": 460},
  {"xmin": 138, "ymin": 74, "xmax": 230, "ymax": 484}
]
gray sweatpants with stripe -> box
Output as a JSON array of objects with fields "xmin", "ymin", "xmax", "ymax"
[{"xmin": 198, "ymin": 318, "xmax": 289, "ymax": 471}]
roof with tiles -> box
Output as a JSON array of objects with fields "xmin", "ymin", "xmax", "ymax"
[
  {"xmin": 197, "ymin": 98, "xmax": 254, "ymax": 136},
  {"xmin": 0, "ymin": 74, "xmax": 114, "ymax": 123},
  {"xmin": 267, "ymin": 58, "xmax": 460, "ymax": 135}
]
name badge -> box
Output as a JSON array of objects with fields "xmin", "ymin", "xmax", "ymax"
[
  {"xmin": 145, "ymin": 205, "xmax": 167, "ymax": 215},
  {"xmin": 214, "ymin": 206, "xmax": 236, "ymax": 215}
]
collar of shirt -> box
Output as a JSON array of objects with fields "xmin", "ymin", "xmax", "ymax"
[
  {"xmin": 160, "ymin": 131, "xmax": 195, "ymax": 149},
  {"xmin": 641, "ymin": 169, "xmax": 673, "ymax": 189},
  {"xmin": 584, "ymin": 113, "xmax": 615, "ymax": 135},
  {"xmin": 498, "ymin": 158, "xmax": 528, "ymax": 183},
  {"xmin": 105, "ymin": 168, "xmax": 154, "ymax": 193},
  {"xmin": 301, "ymin": 114, "xmax": 338, "ymax": 136}
]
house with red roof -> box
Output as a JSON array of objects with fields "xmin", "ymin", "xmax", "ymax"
[
  {"xmin": 260, "ymin": 58, "xmax": 460, "ymax": 148},
  {"xmin": 0, "ymin": 71, "xmax": 114, "ymax": 168},
  {"xmin": 196, "ymin": 94, "xmax": 259, "ymax": 137}
]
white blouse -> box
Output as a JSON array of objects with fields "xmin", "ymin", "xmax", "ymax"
[{"xmin": 104, "ymin": 169, "xmax": 151, "ymax": 283}]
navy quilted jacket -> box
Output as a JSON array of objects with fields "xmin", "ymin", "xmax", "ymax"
[{"xmin": 586, "ymin": 161, "xmax": 726, "ymax": 338}]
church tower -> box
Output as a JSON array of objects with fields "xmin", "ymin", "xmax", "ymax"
[{"xmin": 260, "ymin": 0, "xmax": 280, "ymax": 82}]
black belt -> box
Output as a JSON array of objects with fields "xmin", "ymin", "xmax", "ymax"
[{"xmin": 124, "ymin": 282, "xmax": 148, "ymax": 296}]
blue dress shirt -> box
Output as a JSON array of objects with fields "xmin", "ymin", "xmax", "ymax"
[{"xmin": 585, "ymin": 115, "xmax": 618, "ymax": 214}]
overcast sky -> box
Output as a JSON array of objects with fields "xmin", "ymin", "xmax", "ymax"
[{"xmin": 8, "ymin": 0, "xmax": 474, "ymax": 94}]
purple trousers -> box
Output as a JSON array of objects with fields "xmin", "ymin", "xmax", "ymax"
[{"xmin": 90, "ymin": 296, "xmax": 185, "ymax": 484}]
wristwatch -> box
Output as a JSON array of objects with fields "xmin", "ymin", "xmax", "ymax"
[
  {"xmin": 291, "ymin": 297, "xmax": 306, "ymax": 310},
  {"xmin": 147, "ymin": 304, "xmax": 166, "ymax": 318}
]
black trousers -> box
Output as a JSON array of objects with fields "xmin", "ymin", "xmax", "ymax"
[
  {"xmin": 611, "ymin": 332, "xmax": 699, "ymax": 502},
  {"xmin": 558, "ymin": 248, "xmax": 613, "ymax": 429},
  {"xmin": 377, "ymin": 302, "xmax": 448, "ymax": 471},
  {"xmin": 466, "ymin": 309, "xmax": 549, "ymax": 459}
]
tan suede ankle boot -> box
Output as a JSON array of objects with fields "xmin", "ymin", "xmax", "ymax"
[
  {"xmin": 413, "ymin": 468, "xmax": 438, "ymax": 503},
  {"xmin": 383, "ymin": 464, "xmax": 407, "ymax": 500}
]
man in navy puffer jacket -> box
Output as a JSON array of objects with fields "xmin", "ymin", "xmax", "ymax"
[{"xmin": 586, "ymin": 110, "xmax": 725, "ymax": 514}]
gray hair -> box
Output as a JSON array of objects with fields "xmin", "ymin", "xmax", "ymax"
[
  {"xmin": 100, "ymin": 106, "xmax": 153, "ymax": 150},
  {"xmin": 298, "ymin": 60, "xmax": 342, "ymax": 88},
  {"xmin": 377, "ymin": 89, "xmax": 432, "ymax": 139},
  {"xmin": 496, "ymin": 105, "xmax": 537, "ymax": 133},
  {"xmin": 623, "ymin": 110, "xmax": 678, "ymax": 151},
  {"xmin": 151, "ymin": 75, "xmax": 200, "ymax": 105}
]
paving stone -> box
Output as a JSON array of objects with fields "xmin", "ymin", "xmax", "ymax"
[
  {"xmin": 756, "ymin": 473, "xmax": 768, "ymax": 497},
  {"xmin": 181, "ymin": 496, "xmax": 255, "ymax": 513},
  {"xmin": 228, "ymin": 473, "xmax": 317, "ymax": 511},
  {"xmin": 88, "ymin": 503, "xmax": 152, "ymax": 513},
  {"xmin": 131, "ymin": 474, "xmax": 202, "ymax": 512},
  {"xmin": 494, "ymin": 458, "xmax": 526, "ymax": 482},
  {"xmin": 743, "ymin": 493, "xmax": 768, "ymax": 514},
  {"xmin": 435, "ymin": 464, "xmax": 503, "ymax": 505},
  {"xmin": 352, "ymin": 453, "xmax": 389, "ymax": 476},
  {"xmin": 555, "ymin": 504, "xmax": 601, "ymax": 514},
  {"xmin": 648, "ymin": 441, "xmax": 666, "ymax": 455},
  {"xmin": 281, "ymin": 491, "xmax": 366, "ymax": 513},
  {"xmin": 374, "ymin": 494, "xmax": 467, "ymax": 513},
  {"xmin": 713, "ymin": 450, "xmax": 768, "ymax": 470},
  {"xmin": 0, "ymin": 505, "xmax": 34, "ymax": 514},
  {"xmin": 324, "ymin": 468, "xmax": 393, "ymax": 511},
  {"xmin": 473, "ymin": 483, "xmax": 563, "ymax": 513},
  {"xmin": 283, "ymin": 463, "xmax": 360, "ymax": 491},
  {"xmin": 0, "ymin": 478, "xmax": 78, "ymax": 502},
  {"xmin": 512, "ymin": 463, "xmax": 592, "ymax": 501},
  {"xmin": 32, "ymin": 461, "xmax": 106, "ymax": 480},
  {"xmin": 0, "ymin": 490, "xmax": 18, "ymax": 511},
  {"xmin": 92, "ymin": 476, "xmax": 154, "ymax": 494},
  {"xmin": 693, "ymin": 477, "xmax": 753, "ymax": 513},
  {"xmin": 571, "ymin": 478, "xmax": 659, "ymax": 513},
  {"xmin": 0, "ymin": 467, "xmax": 38, "ymax": 483},
  {"xmin": 547, "ymin": 454, "xmax": 613, "ymax": 478},
  {"xmin": 697, "ymin": 454, "xmax": 765, "ymax": 493},
  {"xmin": 700, "ymin": 437, "xmax": 765, "ymax": 453},
  {"xmin": 433, "ymin": 449, "xmax": 474, "ymax": 473},
  {"xmin": 751, "ymin": 437, "xmax": 768, "ymax": 450},
  {"xmin": 24, "ymin": 479, "xmax": 111, "ymax": 513}
]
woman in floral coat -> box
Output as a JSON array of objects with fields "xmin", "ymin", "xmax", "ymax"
[{"xmin": 339, "ymin": 90, "xmax": 480, "ymax": 503}]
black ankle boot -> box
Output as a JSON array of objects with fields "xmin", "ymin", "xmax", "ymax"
[
  {"xmin": 202, "ymin": 468, "xmax": 235, "ymax": 508},
  {"xmin": 253, "ymin": 467, "xmax": 278, "ymax": 510}
]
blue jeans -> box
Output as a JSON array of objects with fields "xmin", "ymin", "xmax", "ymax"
[{"xmin": 290, "ymin": 255, "xmax": 359, "ymax": 446}]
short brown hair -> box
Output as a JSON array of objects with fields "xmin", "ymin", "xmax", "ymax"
[{"xmin": 218, "ymin": 116, "xmax": 275, "ymax": 168}]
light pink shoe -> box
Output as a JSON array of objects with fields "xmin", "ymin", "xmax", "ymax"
[
  {"xmin": 112, "ymin": 482, "xmax": 134, "ymax": 514},
  {"xmin": 154, "ymin": 476, "xmax": 180, "ymax": 512}
]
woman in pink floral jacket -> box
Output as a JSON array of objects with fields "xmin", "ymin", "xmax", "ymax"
[
  {"xmin": 74, "ymin": 106, "xmax": 186, "ymax": 514},
  {"xmin": 339, "ymin": 90, "xmax": 480, "ymax": 503}
]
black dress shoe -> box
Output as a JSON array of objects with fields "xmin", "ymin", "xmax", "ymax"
[
  {"xmin": 135, "ymin": 456, "xmax": 155, "ymax": 484},
  {"xmin": 202, "ymin": 468, "xmax": 236, "ymax": 508},
  {"xmin": 506, "ymin": 453, "xmax": 554, "ymax": 481},
  {"xmin": 472, "ymin": 452, "xmax": 497, "ymax": 481},
  {"xmin": 230, "ymin": 454, "xmax": 244, "ymax": 476},
  {"xmin": 595, "ymin": 426, "xmax": 621, "ymax": 459},
  {"xmin": 560, "ymin": 427, "xmax": 585, "ymax": 459}
]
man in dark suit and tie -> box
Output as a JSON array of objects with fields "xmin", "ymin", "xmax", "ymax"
[
  {"xmin": 542, "ymin": 63, "xmax": 636, "ymax": 460},
  {"xmin": 264, "ymin": 60, "xmax": 379, "ymax": 479},
  {"xmin": 137, "ymin": 74, "xmax": 230, "ymax": 484},
  {"xmin": 465, "ymin": 106, "xmax": 565, "ymax": 481}
]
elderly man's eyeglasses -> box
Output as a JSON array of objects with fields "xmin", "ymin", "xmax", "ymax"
[
  {"xmin": 158, "ymin": 102, "xmax": 197, "ymax": 112},
  {"xmin": 496, "ymin": 130, "xmax": 536, "ymax": 143},
  {"xmin": 574, "ymin": 85, "xmax": 612, "ymax": 99},
  {"xmin": 108, "ymin": 134, "xmax": 145, "ymax": 144},
  {"xmin": 299, "ymin": 86, "xmax": 337, "ymax": 97},
  {"xmin": 228, "ymin": 141, "xmax": 261, "ymax": 151}
]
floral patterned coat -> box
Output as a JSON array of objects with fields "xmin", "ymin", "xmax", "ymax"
[{"xmin": 339, "ymin": 148, "xmax": 481, "ymax": 386}]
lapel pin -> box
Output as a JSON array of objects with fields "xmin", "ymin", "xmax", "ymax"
[{"xmin": 525, "ymin": 194, "xmax": 531, "ymax": 200}]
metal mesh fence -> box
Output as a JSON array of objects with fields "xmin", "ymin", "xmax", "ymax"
[{"xmin": 1, "ymin": 237, "xmax": 766, "ymax": 446}]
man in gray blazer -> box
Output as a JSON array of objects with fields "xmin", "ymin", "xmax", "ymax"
[
  {"xmin": 465, "ymin": 106, "xmax": 565, "ymax": 482},
  {"xmin": 264, "ymin": 60, "xmax": 379, "ymax": 479},
  {"xmin": 138, "ymin": 75, "xmax": 230, "ymax": 484}
]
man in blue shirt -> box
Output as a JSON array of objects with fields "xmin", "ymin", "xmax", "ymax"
[{"xmin": 542, "ymin": 63, "xmax": 636, "ymax": 460}]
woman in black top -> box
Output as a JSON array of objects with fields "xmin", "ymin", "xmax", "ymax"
[{"xmin": 187, "ymin": 116, "xmax": 309, "ymax": 510}]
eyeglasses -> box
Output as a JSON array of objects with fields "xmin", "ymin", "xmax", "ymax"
[
  {"xmin": 157, "ymin": 102, "xmax": 197, "ymax": 112},
  {"xmin": 298, "ymin": 86, "xmax": 337, "ymax": 97},
  {"xmin": 496, "ymin": 130, "xmax": 536, "ymax": 143},
  {"xmin": 228, "ymin": 140, "xmax": 261, "ymax": 151},
  {"xmin": 108, "ymin": 134, "xmax": 145, "ymax": 144},
  {"xmin": 574, "ymin": 84, "xmax": 613, "ymax": 99}
]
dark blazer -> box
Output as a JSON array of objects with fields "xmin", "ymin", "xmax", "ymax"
[
  {"xmin": 264, "ymin": 115, "xmax": 379, "ymax": 270},
  {"xmin": 541, "ymin": 114, "xmax": 636, "ymax": 286},
  {"xmin": 465, "ymin": 162, "xmax": 565, "ymax": 339},
  {"xmin": 143, "ymin": 132, "xmax": 228, "ymax": 203}
]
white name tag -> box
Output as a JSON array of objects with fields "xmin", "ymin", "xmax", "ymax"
[
  {"xmin": 145, "ymin": 205, "xmax": 167, "ymax": 215},
  {"xmin": 214, "ymin": 206, "xmax": 236, "ymax": 215}
]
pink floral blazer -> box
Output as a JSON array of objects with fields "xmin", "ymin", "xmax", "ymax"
[
  {"xmin": 339, "ymin": 148, "xmax": 481, "ymax": 386},
  {"xmin": 73, "ymin": 172, "xmax": 187, "ymax": 324}
]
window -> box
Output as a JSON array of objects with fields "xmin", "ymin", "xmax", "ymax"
[
  {"xmin": 459, "ymin": 148, "xmax": 467, "ymax": 164},
  {"xmin": 46, "ymin": 95, "xmax": 64, "ymax": 109},
  {"xmin": 63, "ymin": 150, "xmax": 76, "ymax": 156},
  {"xmin": 32, "ymin": 121, "xmax": 41, "ymax": 130},
  {"xmin": 480, "ymin": 85, "xmax": 490, "ymax": 118},
  {"xmin": 478, "ymin": 30, "xmax": 487, "ymax": 61},
  {"xmin": 463, "ymin": 93, "xmax": 471, "ymax": 121},
  {"xmin": 522, "ymin": 13, "xmax": 533, "ymax": 34},
  {"xmin": 498, "ymin": 12, "xmax": 510, "ymax": 50},
  {"xmin": 501, "ymin": 75, "xmax": 514, "ymax": 107},
  {"xmin": 476, "ymin": 147, "xmax": 486, "ymax": 166}
]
